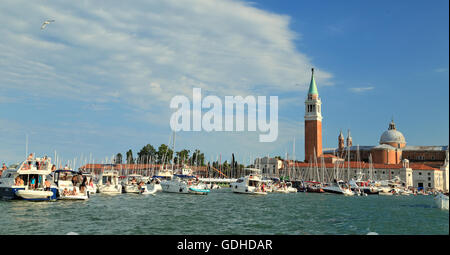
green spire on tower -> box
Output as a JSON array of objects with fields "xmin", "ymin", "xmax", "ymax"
[{"xmin": 308, "ymin": 68, "xmax": 318, "ymax": 95}]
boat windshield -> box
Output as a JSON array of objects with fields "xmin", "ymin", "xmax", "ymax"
[
  {"xmin": 102, "ymin": 176, "xmax": 115, "ymax": 184},
  {"xmin": 57, "ymin": 172, "xmax": 76, "ymax": 181},
  {"xmin": 249, "ymin": 180, "xmax": 260, "ymax": 187}
]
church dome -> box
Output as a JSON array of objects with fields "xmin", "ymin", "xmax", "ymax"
[
  {"xmin": 380, "ymin": 130, "xmax": 406, "ymax": 144},
  {"xmin": 379, "ymin": 120, "xmax": 406, "ymax": 147}
]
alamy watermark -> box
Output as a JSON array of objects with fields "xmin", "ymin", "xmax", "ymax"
[{"xmin": 170, "ymin": 88, "xmax": 278, "ymax": 142}]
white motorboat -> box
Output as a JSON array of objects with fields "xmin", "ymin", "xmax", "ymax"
[
  {"xmin": 150, "ymin": 168, "xmax": 174, "ymax": 192},
  {"xmin": 0, "ymin": 155, "xmax": 58, "ymax": 201},
  {"xmin": 435, "ymin": 193, "xmax": 449, "ymax": 210},
  {"xmin": 286, "ymin": 182, "xmax": 298, "ymax": 193},
  {"xmin": 230, "ymin": 168, "xmax": 267, "ymax": 195},
  {"xmin": 122, "ymin": 174, "xmax": 146, "ymax": 193},
  {"xmin": 322, "ymin": 180, "xmax": 354, "ymax": 196},
  {"xmin": 98, "ymin": 170, "xmax": 122, "ymax": 194},
  {"xmin": 161, "ymin": 175, "xmax": 210, "ymax": 195},
  {"xmin": 53, "ymin": 169, "xmax": 89, "ymax": 200}
]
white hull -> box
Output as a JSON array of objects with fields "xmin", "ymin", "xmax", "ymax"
[
  {"xmin": 141, "ymin": 187, "xmax": 157, "ymax": 195},
  {"xmin": 87, "ymin": 185, "xmax": 98, "ymax": 194},
  {"xmin": 124, "ymin": 184, "xmax": 140, "ymax": 193},
  {"xmin": 149, "ymin": 184, "xmax": 163, "ymax": 192},
  {"xmin": 15, "ymin": 190, "xmax": 54, "ymax": 200},
  {"xmin": 287, "ymin": 187, "xmax": 298, "ymax": 193},
  {"xmin": 161, "ymin": 180, "xmax": 209, "ymax": 195},
  {"xmin": 231, "ymin": 184, "xmax": 267, "ymax": 195},
  {"xmin": 98, "ymin": 185, "xmax": 122, "ymax": 194},
  {"xmin": 161, "ymin": 180, "xmax": 189, "ymax": 193},
  {"xmin": 273, "ymin": 188, "xmax": 289, "ymax": 194},
  {"xmin": 323, "ymin": 185, "xmax": 354, "ymax": 196}
]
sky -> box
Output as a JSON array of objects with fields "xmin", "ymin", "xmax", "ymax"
[{"xmin": 0, "ymin": 0, "xmax": 448, "ymax": 167}]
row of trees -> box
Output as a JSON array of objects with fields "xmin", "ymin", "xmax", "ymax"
[{"xmin": 114, "ymin": 144, "xmax": 206, "ymax": 166}]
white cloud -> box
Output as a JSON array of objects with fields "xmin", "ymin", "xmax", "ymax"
[
  {"xmin": 349, "ymin": 86, "xmax": 375, "ymax": 93},
  {"xmin": 0, "ymin": 0, "xmax": 333, "ymax": 111},
  {"xmin": 434, "ymin": 67, "xmax": 448, "ymax": 73}
]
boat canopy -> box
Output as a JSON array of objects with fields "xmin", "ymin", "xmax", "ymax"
[{"xmin": 54, "ymin": 169, "xmax": 81, "ymax": 175}]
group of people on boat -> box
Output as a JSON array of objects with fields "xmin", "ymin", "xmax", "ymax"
[{"xmin": 62, "ymin": 187, "xmax": 79, "ymax": 196}]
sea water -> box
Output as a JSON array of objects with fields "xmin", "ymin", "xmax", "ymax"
[{"xmin": 0, "ymin": 190, "xmax": 448, "ymax": 235}]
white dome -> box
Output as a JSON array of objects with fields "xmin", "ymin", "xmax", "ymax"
[{"xmin": 380, "ymin": 129, "xmax": 406, "ymax": 145}]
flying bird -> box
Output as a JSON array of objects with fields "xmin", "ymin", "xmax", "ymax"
[{"xmin": 41, "ymin": 19, "xmax": 55, "ymax": 30}]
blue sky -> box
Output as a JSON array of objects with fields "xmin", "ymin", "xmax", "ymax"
[{"xmin": 0, "ymin": 0, "xmax": 448, "ymax": 167}]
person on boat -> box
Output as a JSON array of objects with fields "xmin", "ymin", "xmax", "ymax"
[
  {"xmin": 80, "ymin": 176, "xmax": 87, "ymax": 193},
  {"xmin": 131, "ymin": 177, "xmax": 137, "ymax": 185},
  {"xmin": 89, "ymin": 179, "xmax": 94, "ymax": 187},
  {"xmin": 44, "ymin": 179, "xmax": 51, "ymax": 191},
  {"xmin": 38, "ymin": 175, "xmax": 42, "ymax": 188},
  {"xmin": 19, "ymin": 177, "xmax": 24, "ymax": 186},
  {"xmin": 72, "ymin": 175, "xmax": 78, "ymax": 186},
  {"xmin": 30, "ymin": 176, "xmax": 36, "ymax": 190},
  {"xmin": 64, "ymin": 165, "xmax": 69, "ymax": 170},
  {"xmin": 51, "ymin": 165, "xmax": 56, "ymax": 172},
  {"xmin": 27, "ymin": 153, "xmax": 33, "ymax": 161},
  {"xmin": 14, "ymin": 177, "xmax": 20, "ymax": 186},
  {"xmin": 2, "ymin": 163, "xmax": 6, "ymax": 170},
  {"xmin": 22, "ymin": 162, "xmax": 30, "ymax": 170},
  {"xmin": 63, "ymin": 188, "xmax": 69, "ymax": 196},
  {"xmin": 261, "ymin": 183, "xmax": 266, "ymax": 192}
]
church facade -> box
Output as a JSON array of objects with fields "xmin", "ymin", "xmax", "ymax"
[{"xmin": 301, "ymin": 68, "xmax": 449, "ymax": 192}]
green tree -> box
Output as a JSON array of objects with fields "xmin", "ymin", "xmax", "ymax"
[
  {"xmin": 126, "ymin": 149, "xmax": 134, "ymax": 164},
  {"xmin": 115, "ymin": 153, "xmax": 123, "ymax": 164},
  {"xmin": 137, "ymin": 144, "xmax": 157, "ymax": 162},
  {"xmin": 175, "ymin": 149, "xmax": 190, "ymax": 164},
  {"xmin": 190, "ymin": 149, "xmax": 205, "ymax": 166},
  {"xmin": 157, "ymin": 144, "xmax": 173, "ymax": 164}
]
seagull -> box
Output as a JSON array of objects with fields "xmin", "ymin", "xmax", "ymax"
[{"xmin": 41, "ymin": 19, "xmax": 55, "ymax": 30}]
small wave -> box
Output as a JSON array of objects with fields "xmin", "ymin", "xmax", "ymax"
[
  {"xmin": 366, "ymin": 232, "xmax": 379, "ymax": 235},
  {"xmin": 66, "ymin": 232, "xmax": 79, "ymax": 235}
]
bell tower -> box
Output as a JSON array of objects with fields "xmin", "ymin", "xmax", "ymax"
[
  {"xmin": 338, "ymin": 130, "xmax": 345, "ymax": 150},
  {"xmin": 304, "ymin": 68, "xmax": 323, "ymax": 162}
]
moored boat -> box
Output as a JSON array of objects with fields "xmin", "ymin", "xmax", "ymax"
[
  {"xmin": 0, "ymin": 155, "xmax": 58, "ymax": 201},
  {"xmin": 98, "ymin": 170, "xmax": 122, "ymax": 194},
  {"xmin": 230, "ymin": 168, "xmax": 267, "ymax": 195},
  {"xmin": 53, "ymin": 169, "xmax": 89, "ymax": 200}
]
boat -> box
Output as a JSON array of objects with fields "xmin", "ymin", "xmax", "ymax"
[
  {"xmin": 97, "ymin": 170, "xmax": 122, "ymax": 194},
  {"xmin": 53, "ymin": 169, "xmax": 89, "ymax": 200},
  {"xmin": 230, "ymin": 168, "xmax": 267, "ymax": 195},
  {"xmin": 122, "ymin": 174, "xmax": 147, "ymax": 193},
  {"xmin": 188, "ymin": 186, "xmax": 210, "ymax": 195},
  {"xmin": 0, "ymin": 155, "xmax": 58, "ymax": 201},
  {"xmin": 161, "ymin": 174, "xmax": 210, "ymax": 195},
  {"xmin": 303, "ymin": 181, "xmax": 325, "ymax": 193},
  {"xmin": 149, "ymin": 167, "xmax": 174, "ymax": 192},
  {"xmin": 434, "ymin": 193, "xmax": 449, "ymax": 210},
  {"xmin": 322, "ymin": 180, "xmax": 355, "ymax": 196},
  {"xmin": 272, "ymin": 181, "xmax": 290, "ymax": 193}
]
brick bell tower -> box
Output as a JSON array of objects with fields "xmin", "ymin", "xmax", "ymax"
[{"xmin": 304, "ymin": 68, "xmax": 323, "ymax": 162}]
